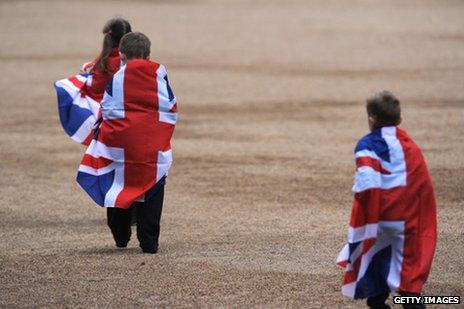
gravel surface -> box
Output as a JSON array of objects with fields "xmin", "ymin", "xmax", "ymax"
[{"xmin": 0, "ymin": 0, "xmax": 463, "ymax": 307}]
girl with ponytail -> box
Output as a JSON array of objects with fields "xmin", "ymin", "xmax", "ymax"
[
  {"xmin": 81, "ymin": 18, "xmax": 132, "ymax": 102},
  {"xmin": 54, "ymin": 18, "xmax": 131, "ymax": 145}
]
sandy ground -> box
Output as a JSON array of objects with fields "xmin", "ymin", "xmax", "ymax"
[{"xmin": 0, "ymin": 0, "xmax": 463, "ymax": 307}]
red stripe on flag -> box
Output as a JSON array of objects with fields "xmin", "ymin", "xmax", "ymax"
[
  {"xmin": 81, "ymin": 154, "xmax": 113, "ymax": 169},
  {"xmin": 362, "ymin": 238, "xmax": 376, "ymax": 253},
  {"xmin": 342, "ymin": 238, "xmax": 377, "ymax": 286},
  {"xmin": 68, "ymin": 76, "xmax": 85, "ymax": 89},
  {"xmin": 170, "ymin": 103, "xmax": 177, "ymax": 113},
  {"xmin": 343, "ymin": 255, "xmax": 362, "ymax": 285},
  {"xmin": 356, "ymin": 157, "xmax": 391, "ymax": 174},
  {"xmin": 338, "ymin": 260, "xmax": 348, "ymax": 268},
  {"xmin": 82, "ymin": 133, "xmax": 93, "ymax": 146},
  {"xmin": 350, "ymin": 189, "xmax": 382, "ymax": 226}
]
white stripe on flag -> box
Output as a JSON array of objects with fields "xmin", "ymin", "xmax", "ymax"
[
  {"xmin": 336, "ymin": 244, "xmax": 350, "ymax": 264},
  {"xmin": 78, "ymin": 162, "xmax": 117, "ymax": 176},
  {"xmin": 382, "ymin": 221, "xmax": 405, "ymax": 292},
  {"xmin": 103, "ymin": 161, "xmax": 124, "ymax": 208},
  {"xmin": 355, "ymin": 149, "xmax": 380, "ymax": 160},
  {"xmin": 102, "ymin": 66, "xmax": 125, "ymax": 120},
  {"xmin": 85, "ymin": 140, "xmax": 124, "ymax": 162},
  {"xmin": 55, "ymin": 78, "xmax": 81, "ymax": 94},
  {"xmin": 156, "ymin": 65, "xmax": 177, "ymax": 125},
  {"xmin": 341, "ymin": 282, "xmax": 356, "ymax": 299},
  {"xmin": 352, "ymin": 166, "xmax": 381, "ymax": 193},
  {"xmin": 348, "ymin": 223, "xmax": 378, "ymax": 243},
  {"xmin": 156, "ymin": 149, "xmax": 173, "ymax": 182},
  {"xmin": 71, "ymin": 116, "xmax": 95, "ymax": 143}
]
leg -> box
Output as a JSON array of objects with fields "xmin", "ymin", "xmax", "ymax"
[
  {"xmin": 107, "ymin": 207, "xmax": 132, "ymax": 247},
  {"xmin": 130, "ymin": 206, "xmax": 137, "ymax": 226},
  {"xmin": 136, "ymin": 185, "xmax": 165, "ymax": 253},
  {"xmin": 400, "ymin": 292, "xmax": 425, "ymax": 309},
  {"xmin": 367, "ymin": 292, "xmax": 390, "ymax": 309}
]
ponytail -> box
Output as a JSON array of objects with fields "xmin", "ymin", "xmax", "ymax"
[
  {"xmin": 98, "ymin": 33, "xmax": 113, "ymax": 73},
  {"xmin": 93, "ymin": 18, "xmax": 132, "ymax": 74}
]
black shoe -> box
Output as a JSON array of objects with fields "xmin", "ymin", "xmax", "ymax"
[
  {"xmin": 141, "ymin": 246, "xmax": 158, "ymax": 254},
  {"xmin": 116, "ymin": 241, "xmax": 128, "ymax": 248},
  {"xmin": 367, "ymin": 292, "xmax": 390, "ymax": 309}
]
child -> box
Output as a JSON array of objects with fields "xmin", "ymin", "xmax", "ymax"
[
  {"xmin": 54, "ymin": 18, "xmax": 131, "ymax": 144},
  {"xmin": 81, "ymin": 18, "xmax": 132, "ymax": 102},
  {"xmin": 76, "ymin": 32, "xmax": 178, "ymax": 253},
  {"xmin": 337, "ymin": 91, "xmax": 437, "ymax": 308}
]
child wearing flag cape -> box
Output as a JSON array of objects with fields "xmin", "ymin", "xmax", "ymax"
[
  {"xmin": 55, "ymin": 18, "xmax": 131, "ymax": 145},
  {"xmin": 337, "ymin": 91, "xmax": 437, "ymax": 308},
  {"xmin": 77, "ymin": 32, "xmax": 177, "ymax": 254},
  {"xmin": 81, "ymin": 18, "xmax": 132, "ymax": 102}
]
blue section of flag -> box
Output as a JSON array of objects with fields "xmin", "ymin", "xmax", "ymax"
[
  {"xmin": 355, "ymin": 129, "xmax": 391, "ymax": 162},
  {"xmin": 77, "ymin": 170, "xmax": 115, "ymax": 207},
  {"xmin": 354, "ymin": 245, "xmax": 392, "ymax": 299},
  {"xmin": 105, "ymin": 77, "xmax": 114, "ymax": 97},
  {"xmin": 348, "ymin": 242, "xmax": 360, "ymax": 263},
  {"xmin": 164, "ymin": 75, "xmax": 175, "ymax": 102},
  {"xmin": 55, "ymin": 83, "xmax": 93, "ymax": 137},
  {"xmin": 144, "ymin": 175, "xmax": 166, "ymax": 201}
]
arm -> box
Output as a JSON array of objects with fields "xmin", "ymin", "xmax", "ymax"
[{"xmin": 80, "ymin": 59, "xmax": 98, "ymax": 74}]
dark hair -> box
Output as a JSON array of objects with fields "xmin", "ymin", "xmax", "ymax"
[
  {"xmin": 119, "ymin": 32, "xmax": 151, "ymax": 60},
  {"xmin": 94, "ymin": 18, "xmax": 132, "ymax": 73},
  {"xmin": 366, "ymin": 91, "xmax": 401, "ymax": 129}
]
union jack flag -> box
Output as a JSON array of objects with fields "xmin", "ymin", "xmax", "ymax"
[
  {"xmin": 337, "ymin": 126, "xmax": 436, "ymax": 299},
  {"xmin": 56, "ymin": 59, "xmax": 177, "ymax": 209}
]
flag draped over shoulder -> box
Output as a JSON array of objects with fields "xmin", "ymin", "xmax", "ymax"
[
  {"xmin": 337, "ymin": 126, "xmax": 436, "ymax": 299},
  {"xmin": 54, "ymin": 49, "xmax": 120, "ymax": 145},
  {"xmin": 55, "ymin": 59, "xmax": 177, "ymax": 209},
  {"xmin": 54, "ymin": 73, "xmax": 101, "ymax": 145}
]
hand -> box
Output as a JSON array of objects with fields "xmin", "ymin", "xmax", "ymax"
[{"xmin": 80, "ymin": 61, "xmax": 96, "ymax": 74}]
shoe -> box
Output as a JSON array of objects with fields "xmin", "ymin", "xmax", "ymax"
[
  {"xmin": 141, "ymin": 246, "xmax": 158, "ymax": 254},
  {"xmin": 116, "ymin": 242, "xmax": 128, "ymax": 248}
]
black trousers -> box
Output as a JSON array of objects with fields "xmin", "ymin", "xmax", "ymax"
[
  {"xmin": 107, "ymin": 185, "xmax": 164, "ymax": 253},
  {"xmin": 367, "ymin": 291, "xmax": 425, "ymax": 309}
]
